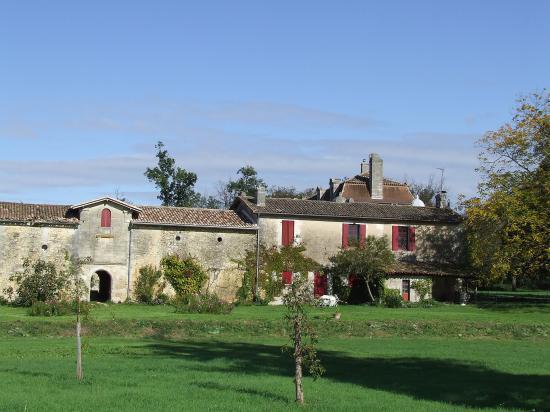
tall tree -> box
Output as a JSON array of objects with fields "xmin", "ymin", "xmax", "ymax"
[
  {"xmin": 226, "ymin": 165, "xmax": 265, "ymax": 199},
  {"xmin": 145, "ymin": 141, "xmax": 199, "ymax": 207},
  {"xmin": 329, "ymin": 236, "xmax": 395, "ymax": 302},
  {"xmin": 465, "ymin": 91, "xmax": 549, "ymax": 287}
]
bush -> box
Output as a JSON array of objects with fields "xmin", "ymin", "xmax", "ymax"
[
  {"xmin": 383, "ymin": 288, "xmax": 403, "ymax": 308},
  {"xmin": 412, "ymin": 279, "xmax": 432, "ymax": 303},
  {"xmin": 134, "ymin": 265, "xmax": 165, "ymax": 304},
  {"xmin": 28, "ymin": 300, "xmax": 92, "ymax": 317},
  {"xmin": 331, "ymin": 275, "xmax": 351, "ymax": 304},
  {"xmin": 7, "ymin": 259, "xmax": 69, "ymax": 306},
  {"xmin": 173, "ymin": 293, "xmax": 233, "ymax": 314},
  {"xmin": 161, "ymin": 255, "xmax": 207, "ymax": 297}
]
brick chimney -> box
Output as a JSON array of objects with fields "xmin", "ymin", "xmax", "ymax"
[{"xmin": 369, "ymin": 153, "xmax": 383, "ymax": 200}]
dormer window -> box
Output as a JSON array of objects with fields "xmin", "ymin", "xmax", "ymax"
[{"xmin": 100, "ymin": 208, "xmax": 111, "ymax": 228}]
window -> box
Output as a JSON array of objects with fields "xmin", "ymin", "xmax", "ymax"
[
  {"xmin": 348, "ymin": 224, "xmax": 360, "ymax": 244},
  {"xmin": 398, "ymin": 226, "xmax": 409, "ymax": 250},
  {"xmin": 100, "ymin": 208, "xmax": 111, "ymax": 228},
  {"xmin": 392, "ymin": 226, "xmax": 416, "ymax": 251},
  {"xmin": 342, "ymin": 223, "xmax": 366, "ymax": 248}
]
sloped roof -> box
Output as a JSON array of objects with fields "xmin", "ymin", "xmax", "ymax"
[
  {"xmin": 0, "ymin": 201, "xmax": 78, "ymax": 224},
  {"xmin": 235, "ymin": 196, "xmax": 462, "ymax": 223},
  {"xmin": 0, "ymin": 199, "xmax": 256, "ymax": 229},
  {"xmin": 133, "ymin": 206, "xmax": 256, "ymax": 229},
  {"xmin": 388, "ymin": 260, "xmax": 471, "ymax": 277},
  {"xmin": 71, "ymin": 197, "xmax": 142, "ymax": 212},
  {"xmin": 317, "ymin": 173, "xmax": 414, "ymax": 204}
]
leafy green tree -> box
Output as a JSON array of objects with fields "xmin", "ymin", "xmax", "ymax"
[
  {"xmin": 268, "ymin": 185, "xmax": 317, "ymax": 199},
  {"xmin": 226, "ymin": 165, "xmax": 265, "ymax": 199},
  {"xmin": 465, "ymin": 91, "xmax": 549, "ymax": 287},
  {"xmin": 329, "ymin": 236, "xmax": 395, "ymax": 302},
  {"xmin": 145, "ymin": 141, "xmax": 199, "ymax": 207},
  {"xmin": 195, "ymin": 194, "xmax": 223, "ymax": 209}
]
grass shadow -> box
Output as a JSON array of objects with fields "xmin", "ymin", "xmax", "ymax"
[{"xmin": 140, "ymin": 340, "xmax": 549, "ymax": 411}]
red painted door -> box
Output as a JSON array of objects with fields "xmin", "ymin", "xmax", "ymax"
[
  {"xmin": 282, "ymin": 271, "xmax": 292, "ymax": 285},
  {"xmin": 402, "ymin": 279, "xmax": 410, "ymax": 301},
  {"xmin": 314, "ymin": 272, "xmax": 327, "ymax": 297}
]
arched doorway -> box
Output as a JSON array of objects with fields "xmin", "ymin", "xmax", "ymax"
[{"xmin": 90, "ymin": 270, "xmax": 112, "ymax": 302}]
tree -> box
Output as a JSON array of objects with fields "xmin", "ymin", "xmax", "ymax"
[
  {"xmin": 226, "ymin": 165, "xmax": 265, "ymax": 199},
  {"xmin": 465, "ymin": 91, "xmax": 549, "ymax": 287},
  {"xmin": 145, "ymin": 141, "xmax": 199, "ymax": 207},
  {"xmin": 268, "ymin": 185, "xmax": 317, "ymax": 199},
  {"xmin": 195, "ymin": 194, "xmax": 223, "ymax": 209},
  {"xmin": 407, "ymin": 175, "xmax": 442, "ymax": 206},
  {"xmin": 275, "ymin": 245, "xmax": 323, "ymax": 404},
  {"xmin": 64, "ymin": 255, "xmax": 91, "ymax": 382},
  {"xmin": 329, "ymin": 236, "xmax": 395, "ymax": 302}
]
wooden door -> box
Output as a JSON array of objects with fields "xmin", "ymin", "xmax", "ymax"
[{"xmin": 314, "ymin": 272, "xmax": 327, "ymax": 297}]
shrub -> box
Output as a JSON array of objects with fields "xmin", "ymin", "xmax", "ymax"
[
  {"xmin": 383, "ymin": 288, "xmax": 403, "ymax": 308},
  {"xmin": 28, "ymin": 300, "xmax": 92, "ymax": 317},
  {"xmin": 161, "ymin": 255, "xmax": 207, "ymax": 297},
  {"xmin": 7, "ymin": 259, "xmax": 68, "ymax": 306},
  {"xmin": 331, "ymin": 275, "xmax": 351, "ymax": 304},
  {"xmin": 173, "ymin": 293, "xmax": 233, "ymax": 314},
  {"xmin": 134, "ymin": 265, "xmax": 165, "ymax": 304},
  {"xmin": 412, "ymin": 279, "xmax": 432, "ymax": 303}
]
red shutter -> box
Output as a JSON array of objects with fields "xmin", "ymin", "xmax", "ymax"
[
  {"xmin": 392, "ymin": 226, "xmax": 398, "ymax": 251},
  {"xmin": 342, "ymin": 223, "xmax": 349, "ymax": 249},
  {"xmin": 282, "ymin": 220, "xmax": 295, "ymax": 246},
  {"xmin": 348, "ymin": 274, "xmax": 358, "ymax": 288},
  {"xmin": 408, "ymin": 226, "xmax": 416, "ymax": 251},
  {"xmin": 282, "ymin": 271, "xmax": 292, "ymax": 285},
  {"xmin": 359, "ymin": 224, "xmax": 366, "ymax": 247},
  {"xmin": 314, "ymin": 272, "xmax": 327, "ymax": 297},
  {"xmin": 100, "ymin": 208, "xmax": 111, "ymax": 228}
]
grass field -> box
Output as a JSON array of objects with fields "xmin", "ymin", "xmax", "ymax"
[{"xmin": 1, "ymin": 301, "xmax": 549, "ymax": 411}]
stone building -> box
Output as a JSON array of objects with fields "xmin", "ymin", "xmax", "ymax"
[
  {"xmin": 0, "ymin": 154, "xmax": 467, "ymax": 304},
  {"xmin": 0, "ymin": 198, "xmax": 256, "ymax": 303}
]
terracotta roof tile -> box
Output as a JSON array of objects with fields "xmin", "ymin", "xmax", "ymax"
[
  {"xmin": 236, "ymin": 197, "xmax": 462, "ymax": 223},
  {"xmin": 134, "ymin": 206, "xmax": 255, "ymax": 229},
  {"xmin": 0, "ymin": 201, "xmax": 77, "ymax": 224},
  {"xmin": 388, "ymin": 260, "xmax": 471, "ymax": 277}
]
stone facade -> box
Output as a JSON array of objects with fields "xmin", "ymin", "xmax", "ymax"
[
  {"xmin": 0, "ymin": 198, "xmax": 256, "ymax": 303},
  {"xmin": 255, "ymin": 215, "xmax": 462, "ymax": 302}
]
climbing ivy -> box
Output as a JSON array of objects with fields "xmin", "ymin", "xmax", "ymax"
[{"xmin": 235, "ymin": 244, "xmax": 320, "ymax": 304}]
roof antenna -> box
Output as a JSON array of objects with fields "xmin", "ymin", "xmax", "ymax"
[{"xmin": 436, "ymin": 168, "xmax": 445, "ymax": 192}]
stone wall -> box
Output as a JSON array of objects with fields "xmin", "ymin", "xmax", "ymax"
[
  {"xmin": 130, "ymin": 226, "xmax": 256, "ymax": 302},
  {"xmin": 0, "ymin": 223, "xmax": 77, "ymax": 295}
]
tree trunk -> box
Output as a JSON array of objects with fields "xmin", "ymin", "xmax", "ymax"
[
  {"xmin": 511, "ymin": 276, "xmax": 517, "ymax": 291},
  {"xmin": 76, "ymin": 303, "xmax": 83, "ymax": 382},
  {"xmin": 294, "ymin": 317, "xmax": 304, "ymax": 404},
  {"xmin": 366, "ymin": 280, "xmax": 375, "ymax": 303}
]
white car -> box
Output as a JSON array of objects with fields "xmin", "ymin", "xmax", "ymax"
[{"xmin": 318, "ymin": 295, "xmax": 338, "ymax": 307}]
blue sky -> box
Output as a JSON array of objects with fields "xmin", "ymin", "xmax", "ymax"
[{"xmin": 1, "ymin": 0, "xmax": 548, "ymax": 205}]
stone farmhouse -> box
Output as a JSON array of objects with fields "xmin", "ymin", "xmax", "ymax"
[{"xmin": 0, "ymin": 154, "xmax": 466, "ymax": 304}]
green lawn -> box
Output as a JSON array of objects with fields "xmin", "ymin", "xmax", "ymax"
[
  {"xmin": 2, "ymin": 301, "xmax": 550, "ymax": 324},
  {"xmin": 1, "ymin": 302, "xmax": 549, "ymax": 411},
  {"xmin": 1, "ymin": 335, "xmax": 548, "ymax": 411}
]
